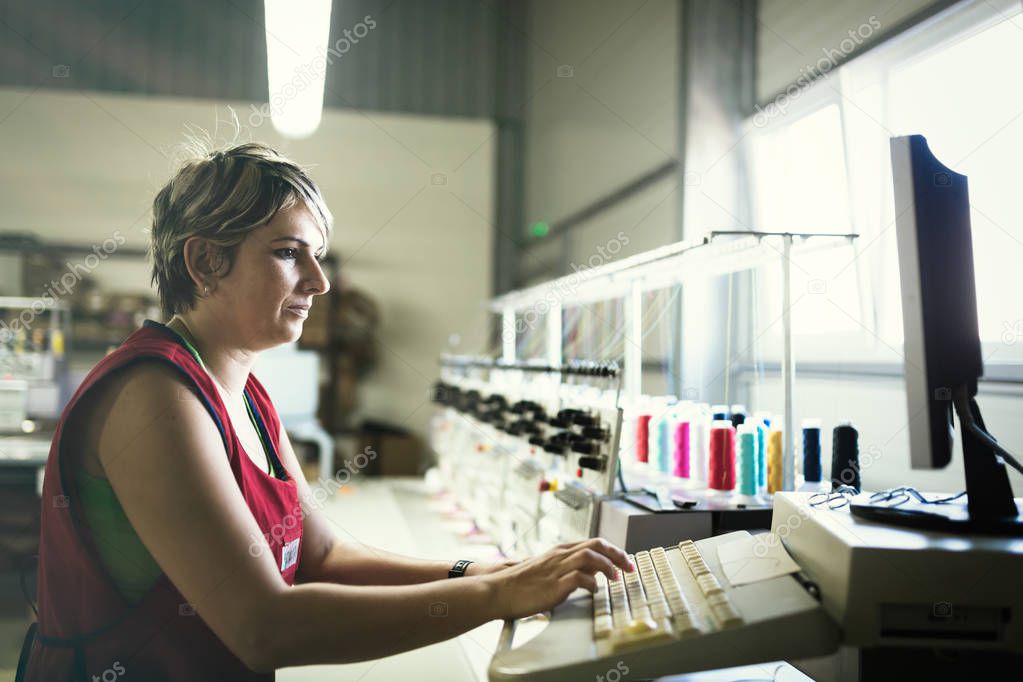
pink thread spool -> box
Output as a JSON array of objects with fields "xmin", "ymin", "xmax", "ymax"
[{"xmin": 672, "ymin": 421, "xmax": 690, "ymax": 478}]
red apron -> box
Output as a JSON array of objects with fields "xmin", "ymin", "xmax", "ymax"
[{"xmin": 20, "ymin": 320, "xmax": 303, "ymax": 681}]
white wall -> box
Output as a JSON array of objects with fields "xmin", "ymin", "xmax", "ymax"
[{"xmin": 0, "ymin": 86, "xmax": 494, "ymax": 438}]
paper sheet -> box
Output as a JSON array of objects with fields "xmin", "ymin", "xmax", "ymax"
[{"xmin": 717, "ymin": 533, "xmax": 802, "ymax": 586}]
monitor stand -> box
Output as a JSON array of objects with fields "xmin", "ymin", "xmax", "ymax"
[{"xmin": 850, "ymin": 389, "xmax": 1023, "ymax": 536}]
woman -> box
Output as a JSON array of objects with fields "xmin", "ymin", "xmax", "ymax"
[{"xmin": 20, "ymin": 143, "xmax": 632, "ymax": 681}]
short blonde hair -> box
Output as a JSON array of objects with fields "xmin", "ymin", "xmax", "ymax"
[{"xmin": 150, "ymin": 142, "xmax": 332, "ymax": 317}]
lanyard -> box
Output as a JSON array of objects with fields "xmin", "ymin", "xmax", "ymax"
[{"xmin": 167, "ymin": 325, "xmax": 274, "ymax": 476}]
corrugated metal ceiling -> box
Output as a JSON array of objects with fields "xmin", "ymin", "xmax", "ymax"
[{"xmin": 0, "ymin": 0, "xmax": 505, "ymax": 118}]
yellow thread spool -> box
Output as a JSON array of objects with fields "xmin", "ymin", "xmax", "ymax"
[{"xmin": 767, "ymin": 429, "xmax": 783, "ymax": 493}]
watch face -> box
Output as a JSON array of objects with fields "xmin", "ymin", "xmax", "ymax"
[{"xmin": 449, "ymin": 560, "xmax": 473, "ymax": 577}]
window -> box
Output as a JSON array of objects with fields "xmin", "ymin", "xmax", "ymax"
[
  {"xmin": 748, "ymin": 90, "xmax": 867, "ymax": 355},
  {"xmin": 746, "ymin": 0, "xmax": 1023, "ymax": 365},
  {"xmin": 885, "ymin": 16, "xmax": 1023, "ymax": 351},
  {"xmin": 750, "ymin": 103, "xmax": 852, "ymax": 236}
]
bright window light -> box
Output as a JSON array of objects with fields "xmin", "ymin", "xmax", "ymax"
[
  {"xmin": 750, "ymin": 104, "xmax": 861, "ymax": 337},
  {"xmin": 886, "ymin": 19, "xmax": 1023, "ymax": 346},
  {"xmin": 264, "ymin": 0, "xmax": 332, "ymax": 139}
]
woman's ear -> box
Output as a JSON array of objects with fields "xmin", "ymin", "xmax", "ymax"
[{"xmin": 182, "ymin": 237, "xmax": 228, "ymax": 295}]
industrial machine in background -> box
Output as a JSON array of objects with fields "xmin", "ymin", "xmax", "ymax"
[{"xmin": 428, "ymin": 135, "xmax": 1023, "ymax": 681}]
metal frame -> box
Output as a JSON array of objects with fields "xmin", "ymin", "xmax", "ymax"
[{"xmin": 491, "ymin": 230, "xmax": 858, "ymax": 491}]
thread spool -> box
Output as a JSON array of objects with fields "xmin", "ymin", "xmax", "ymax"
[
  {"xmin": 736, "ymin": 424, "xmax": 757, "ymax": 495},
  {"xmin": 711, "ymin": 404, "xmax": 729, "ymax": 421},
  {"xmin": 755, "ymin": 419, "xmax": 767, "ymax": 489},
  {"xmin": 656, "ymin": 413, "xmax": 672, "ymax": 474},
  {"xmin": 619, "ymin": 411, "xmax": 637, "ymax": 464},
  {"xmin": 802, "ymin": 419, "xmax": 822, "ymax": 483},
  {"xmin": 673, "ymin": 421, "xmax": 691, "ymax": 478},
  {"xmin": 636, "ymin": 414, "xmax": 651, "ymax": 463},
  {"xmin": 831, "ymin": 421, "xmax": 860, "ymax": 491},
  {"xmin": 767, "ymin": 429, "xmax": 783, "ymax": 493},
  {"xmin": 647, "ymin": 413, "xmax": 661, "ymax": 470},
  {"xmin": 708, "ymin": 421, "xmax": 736, "ymax": 491},
  {"xmin": 730, "ymin": 404, "xmax": 747, "ymax": 428}
]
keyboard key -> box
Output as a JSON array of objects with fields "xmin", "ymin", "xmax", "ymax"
[
  {"xmin": 610, "ymin": 616, "xmax": 673, "ymax": 653},
  {"xmin": 687, "ymin": 557, "xmax": 711, "ymax": 577},
  {"xmin": 609, "ymin": 572, "xmax": 630, "ymax": 627},
  {"xmin": 594, "ymin": 613, "xmax": 613, "ymax": 638},
  {"xmin": 672, "ymin": 611, "xmax": 700, "ymax": 636},
  {"xmin": 665, "ymin": 590, "xmax": 690, "ymax": 617},
  {"xmin": 623, "ymin": 556, "xmax": 649, "ymax": 611},
  {"xmin": 697, "ymin": 573, "xmax": 723, "ymax": 595},
  {"xmin": 631, "ymin": 605, "xmax": 652, "ymax": 622},
  {"xmin": 652, "ymin": 549, "xmax": 691, "ymax": 617},
  {"xmin": 712, "ymin": 601, "xmax": 743, "ymax": 628},
  {"xmin": 649, "ymin": 598, "xmax": 670, "ymax": 621},
  {"xmin": 707, "ymin": 592, "xmax": 731, "ymax": 608},
  {"xmin": 637, "ymin": 554, "xmax": 666, "ymax": 606},
  {"xmin": 594, "ymin": 579, "xmax": 610, "ymax": 616}
]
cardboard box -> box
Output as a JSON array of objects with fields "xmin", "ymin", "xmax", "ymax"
[
  {"xmin": 358, "ymin": 422, "xmax": 422, "ymax": 476},
  {"xmin": 375, "ymin": 432, "xmax": 422, "ymax": 476}
]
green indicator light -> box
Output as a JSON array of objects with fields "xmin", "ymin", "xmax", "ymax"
[{"xmin": 531, "ymin": 222, "xmax": 550, "ymax": 238}]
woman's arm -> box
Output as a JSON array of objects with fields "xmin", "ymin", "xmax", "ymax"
[
  {"xmin": 275, "ymin": 427, "xmax": 512, "ymax": 585},
  {"xmin": 98, "ymin": 364, "xmax": 628, "ymax": 672}
]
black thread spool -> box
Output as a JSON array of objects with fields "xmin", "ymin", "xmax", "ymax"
[
  {"xmin": 802, "ymin": 421, "xmax": 822, "ymax": 483},
  {"xmin": 831, "ymin": 423, "xmax": 860, "ymax": 492}
]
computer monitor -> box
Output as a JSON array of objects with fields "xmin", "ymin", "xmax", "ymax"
[{"xmin": 849, "ymin": 134, "xmax": 1022, "ymax": 535}]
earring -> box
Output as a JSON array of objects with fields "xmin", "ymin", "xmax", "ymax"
[{"xmin": 203, "ymin": 284, "xmax": 210, "ymax": 297}]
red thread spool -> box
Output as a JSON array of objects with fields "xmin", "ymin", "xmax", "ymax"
[
  {"xmin": 636, "ymin": 414, "xmax": 652, "ymax": 463},
  {"xmin": 673, "ymin": 421, "xmax": 690, "ymax": 478},
  {"xmin": 708, "ymin": 422, "xmax": 736, "ymax": 491}
]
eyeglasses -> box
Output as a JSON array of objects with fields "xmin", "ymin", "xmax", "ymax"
[
  {"xmin": 808, "ymin": 485, "xmax": 859, "ymax": 509},
  {"xmin": 868, "ymin": 487, "xmax": 966, "ymax": 508}
]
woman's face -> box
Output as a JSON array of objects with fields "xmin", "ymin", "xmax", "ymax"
[{"xmin": 208, "ymin": 203, "xmax": 330, "ymax": 350}]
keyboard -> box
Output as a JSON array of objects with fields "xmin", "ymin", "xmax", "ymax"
[{"xmin": 489, "ymin": 531, "xmax": 839, "ymax": 681}]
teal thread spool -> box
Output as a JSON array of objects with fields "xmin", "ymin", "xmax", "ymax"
[
  {"xmin": 754, "ymin": 416, "xmax": 769, "ymax": 489},
  {"xmin": 659, "ymin": 413, "xmax": 673, "ymax": 473},
  {"xmin": 737, "ymin": 424, "xmax": 758, "ymax": 496}
]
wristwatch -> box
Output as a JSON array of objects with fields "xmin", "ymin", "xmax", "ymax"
[{"xmin": 448, "ymin": 559, "xmax": 474, "ymax": 578}]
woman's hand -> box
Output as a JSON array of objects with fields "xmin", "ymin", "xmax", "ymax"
[
  {"xmin": 481, "ymin": 538, "xmax": 633, "ymax": 621},
  {"xmin": 465, "ymin": 559, "xmax": 519, "ymax": 577}
]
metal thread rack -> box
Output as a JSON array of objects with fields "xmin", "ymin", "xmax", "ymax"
[
  {"xmin": 488, "ymin": 230, "xmax": 859, "ymax": 491},
  {"xmin": 439, "ymin": 355, "xmax": 620, "ymax": 378}
]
